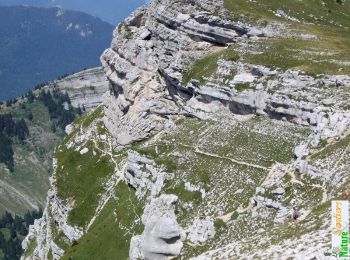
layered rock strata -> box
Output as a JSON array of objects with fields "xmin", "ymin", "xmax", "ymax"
[
  {"xmin": 101, "ymin": 0, "xmax": 350, "ymax": 147},
  {"xmin": 42, "ymin": 67, "xmax": 109, "ymax": 111},
  {"xmin": 101, "ymin": 0, "xmax": 251, "ymax": 145}
]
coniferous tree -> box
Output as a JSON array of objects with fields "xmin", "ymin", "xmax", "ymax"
[
  {"xmin": 0, "ymin": 114, "xmax": 29, "ymax": 171},
  {"xmin": 15, "ymin": 119, "xmax": 29, "ymax": 141},
  {"xmin": 39, "ymin": 89, "xmax": 79, "ymax": 131},
  {"xmin": 0, "ymin": 132, "xmax": 14, "ymax": 172},
  {"xmin": 26, "ymin": 91, "xmax": 35, "ymax": 103},
  {"xmin": 0, "ymin": 209, "xmax": 43, "ymax": 259},
  {"xmin": 27, "ymin": 111, "xmax": 33, "ymax": 121}
]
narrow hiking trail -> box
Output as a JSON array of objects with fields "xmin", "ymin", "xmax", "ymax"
[{"xmin": 178, "ymin": 143, "xmax": 269, "ymax": 170}]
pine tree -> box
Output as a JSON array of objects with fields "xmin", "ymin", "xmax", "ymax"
[
  {"xmin": 15, "ymin": 119, "xmax": 29, "ymax": 141},
  {"xmin": 27, "ymin": 111, "xmax": 33, "ymax": 121},
  {"xmin": 26, "ymin": 91, "xmax": 35, "ymax": 103}
]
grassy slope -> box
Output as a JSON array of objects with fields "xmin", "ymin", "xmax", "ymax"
[
  {"xmin": 310, "ymin": 134, "xmax": 350, "ymax": 196},
  {"xmin": 259, "ymin": 133, "xmax": 350, "ymax": 254},
  {"xmin": 51, "ymin": 108, "xmax": 312, "ymax": 258},
  {"xmin": 227, "ymin": 0, "xmax": 350, "ymax": 75},
  {"xmin": 133, "ymin": 116, "xmax": 311, "ymax": 257},
  {"xmin": 184, "ymin": 0, "xmax": 350, "ymax": 84},
  {"xmin": 56, "ymin": 141, "xmax": 115, "ymax": 227},
  {"xmin": 23, "ymin": 239, "xmax": 37, "ymax": 258},
  {"xmin": 224, "ymin": 0, "xmax": 350, "ymax": 24},
  {"xmin": 55, "ymin": 107, "xmax": 116, "ymax": 227},
  {"xmin": 46, "ymin": 108, "xmax": 338, "ymax": 258},
  {"xmin": 183, "ymin": 46, "xmax": 239, "ymax": 85},
  {"xmin": 0, "ymin": 101, "xmax": 62, "ymax": 215},
  {"xmin": 61, "ymin": 182, "xmax": 144, "ymax": 260},
  {"xmin": 47, "ymin": 107, "xmax": 145, "ymax": 259}
]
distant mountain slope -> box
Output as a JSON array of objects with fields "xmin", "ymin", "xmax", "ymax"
[
  {"xmin": 0, "ymin": 67, "xmax": 108, "ymax": 216},
  {"xmin": 0, "ymin": 6, "xmax": 114, "ymax": 101},
  {"xmin": 0, "ymin": 0, "xmax": 145, "ymax": 24}
]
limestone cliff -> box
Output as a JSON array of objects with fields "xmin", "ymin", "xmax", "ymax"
[
  {"xmin": 101, "ymin": 0, "xmax": 350, "ymax": 147},
  {"xmin": 40, "ymin": 67, "xmax": 109, "ymax": 111},
  {"xmin": 100, "ymin": 0, "xmax": 249, "ymax": 144},
  {"xmin": 23, "ymin": 0, "xmax": 350, "ymax": 259}
]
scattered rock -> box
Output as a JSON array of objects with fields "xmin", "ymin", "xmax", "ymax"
[
  {"xmin": 233, "ymin": 73, "xmax": 255, "ymax": 84},
  {"xmin": 79, "ymin": 147, "xmax": 89, "ymax": 155},
  {"xmin": 65, "ymin": 124, "xmax": 74, "ymax": 135},
  {"xmin": 272, "ymin": 188, "xmax": 285, "ymax": 196},
  {"xmin": 187, "ymin": 217, "xmax": 216, "ymax": 245},
  {"xmin": 294, "ymin": 144, "xmax": 308, "ymax": 159},
  {"xmin": 125, "ymin": 151, "xmax": 174, "ymax": 198}
]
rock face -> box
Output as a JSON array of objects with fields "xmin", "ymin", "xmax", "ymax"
[
  {"xmin": 101, "ymin": 0, "xmax": 249, "ymax": 145},
  {"xmin": 21, "ymin": 160, "xmax": 83, "ymax": 260},
  {"xmin": 183, "ymin": 62, "xmax": 350, "ymax": 145},
  {"xmin": 101, "ymin": 0, "xmax": 350, "ymax": 147},
  {"xmin": 125, "ymin": 151, "xmax": 174, "ymax": 199},
  {"xmin": 42, "ymin": 67, "xmax": 109, "ymax": 111}
]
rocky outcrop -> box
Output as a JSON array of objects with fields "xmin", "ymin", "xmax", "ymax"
[
  {"xmin": 151, "ymin": 5, "xmax": 245, "ymax": 45},
  {"xmin": 125, "ymin": 152, "xmax": 184, "ymax": 259},
  {"xmin": 183, "ymin": 64, "xmax": 350, "ymax": 144},
  {"xmin": 101, "ymin": 0, "xmax": 350, "ymax": 147},
  {"xmin": 42, "ymin": 67, "xmax": 109, "ymax": 111},
  {"xmin": 125, "ymin": 151, "xmax": 174, "ymax": 199},
  {"xmin": 129, "ymin": 195, "xmax": 184, "ymax": 260},
  {"xmin": 187, "ymin": 217, "xmax": 215, "ymax": 245},
  {"xmin": 101, "ymin": 0, "xmax": 252, "ymax": 145},
  {"xmin": 21, "ymin": 160, "xmax": 83, "ymax": 260}
]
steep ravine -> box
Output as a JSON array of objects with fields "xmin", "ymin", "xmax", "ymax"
[{"xmin": 22, "ymin": 0, "xmax": 350, "ymax": 259}]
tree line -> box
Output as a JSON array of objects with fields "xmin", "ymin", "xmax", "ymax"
[
  {"xmin": 0, "ymin": 114, "xmax": 29, "ymax": 172},
  {"xmin": 37, "ymin": 88, "xmax": 82, "ymax": 132},
  {"xmin": 23, "ymin": 85, "xmax": 83, "ymax": 132},
  {"xmin": 0, "ymin": 210, "xmax": 42, "ymax": 260},
  {"xmin": 0, "ymin": 84, "xmax": 83, "ymax": 172}
]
